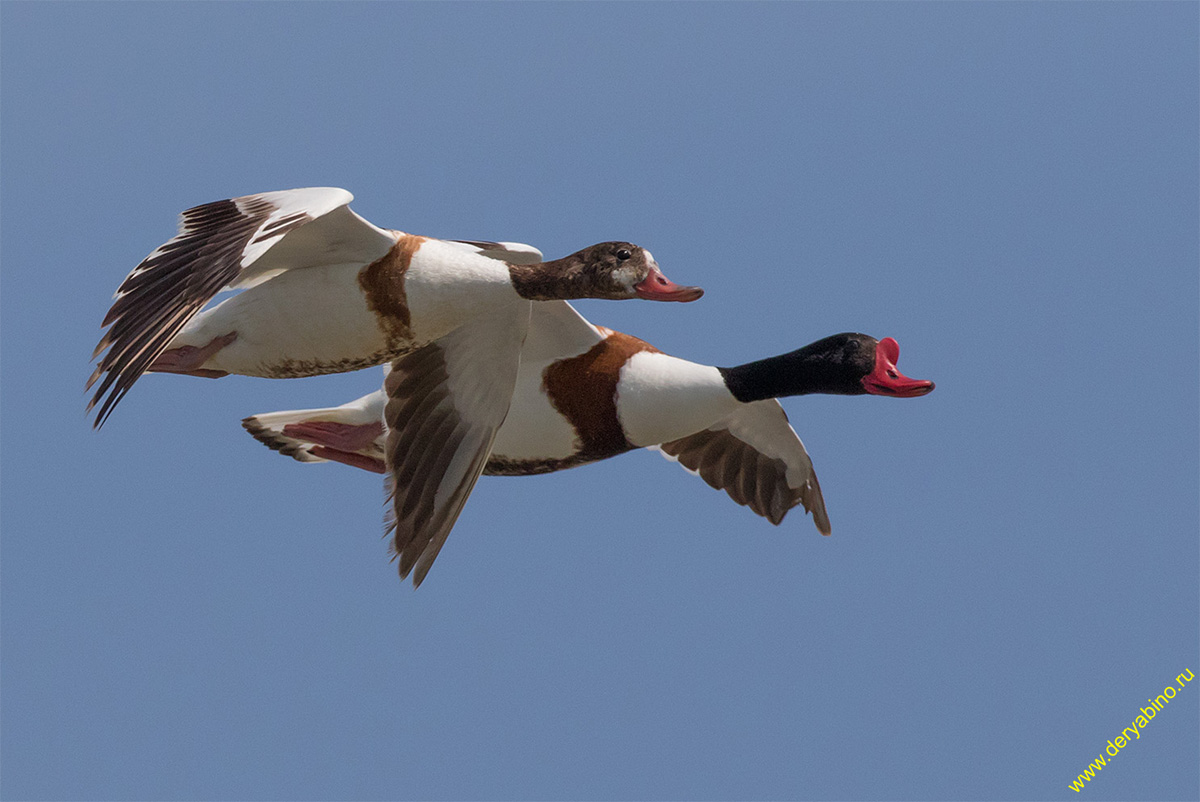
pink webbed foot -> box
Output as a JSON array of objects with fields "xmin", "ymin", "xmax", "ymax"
[
  {"xmin": 309, "ymin": 446, "xmax": 387, "ymax": 474},
  {"xmin": 282, "ymin": 421, "xmax": 386, "ymax": 473},
  {"xmin": 149, "ymin": 332, "xmax": 236, "ymax": 378},
  {"xmin": 281, "ymin": 421, "xmax": 384, "ymax": 453}
]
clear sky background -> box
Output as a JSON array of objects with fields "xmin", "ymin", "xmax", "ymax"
[{"xmin": 2, "ymin": 4, "xmax": 1197, "ymax": 800}]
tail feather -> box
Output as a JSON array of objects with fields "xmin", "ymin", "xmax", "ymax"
[{"xmin": 241, "ymin": 409, "xmax": 332, "ymax": 464}]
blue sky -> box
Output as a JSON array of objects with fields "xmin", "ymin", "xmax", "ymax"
[{"xmin": 2, "ymin": 3, "xmax": 1197, "ymax": 800}]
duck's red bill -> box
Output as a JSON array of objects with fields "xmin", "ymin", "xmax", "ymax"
[
  {"xmin": 861, "ymin": 337, "xmax": 935, "ymax": 397},
  {"xmin": 634, "ymin": 266, "xmax": 704, "ymax": 302}
]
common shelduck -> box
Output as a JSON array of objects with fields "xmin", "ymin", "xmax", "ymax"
[
  {"xmin": 243, "ymin": 301, "xmax": 934, "ymax": 586},
  {"xmin": 87, "ymin": 188, "xmax": 702, "ymax": 427}
]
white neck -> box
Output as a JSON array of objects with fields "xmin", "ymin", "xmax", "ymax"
[{"xmin": 614, "ymin": 352, "xmax": 739, "ymax": 447}]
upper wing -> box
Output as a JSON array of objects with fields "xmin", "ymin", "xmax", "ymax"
[
  {"xmin": 449, "ymin": 240, "xmax": 543, "ymax": 265},
  {"xmin": 520, "ymin": 300, "xmax": 605, "ymax": 363},
  {"xmin": 87, "ymin": 187, "xmax": 395, "ymax": 427},
  {"xmin": 384, "ymin": 311, "xmax": 529, "ymax": 587},
  {"xmin": 655, "ymin": 400, "xmax": 831, "ymax": 533}
]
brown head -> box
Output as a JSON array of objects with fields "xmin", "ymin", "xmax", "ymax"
[{"xmin": 508, "ymin": 242, "xmax": 704, "ymax": 303}]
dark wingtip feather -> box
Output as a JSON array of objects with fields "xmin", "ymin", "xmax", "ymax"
[
  {"xmin": 802, "ymin": 473, "xmax": 831, "ymax": 536},
  {"xmin": 88, "ymin": 195, "xmax": 276, "ymax": 428},
  {"xmin": 85, "ymin": 359, "xmax": 106, "ymax": 393},
  {"xmin": 382, "ymin": 479, "xmax": 421, "ymax": 585},
  {"xmin": 91, "ymin": 334, "xmax": 112, "ymax": 360},
  {"xmin": 765, "ymin": 493, "xmax": 788, "ymax": 526}
]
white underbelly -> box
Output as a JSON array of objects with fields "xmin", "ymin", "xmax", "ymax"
[
  {"xmin": 171, "ymin": 264, "xmax": 397, "ymax": 377},
  {"xmin": 490, "ymin": 358, "xmax": 581, "ymax": 461}
]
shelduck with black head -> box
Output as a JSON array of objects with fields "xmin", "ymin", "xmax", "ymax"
[{"xmin": 243, "ymin": 300, "xmax": 935, "ymax": 586}]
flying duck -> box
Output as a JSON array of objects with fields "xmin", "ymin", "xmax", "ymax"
[
  {"xmin": 243, "ymin": 301, "xmax": 934, "ymax": 586},
  {"xmin": 88, "ymin": 191, "xmax": 704, "ymax": 588},
  {"xmin": 87, "ymin": 187, "xmax": 702, "ymax": 427}
]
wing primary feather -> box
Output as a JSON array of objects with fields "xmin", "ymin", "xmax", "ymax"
[
  {"xmin": 381, "ymin": 314, "xmax": 526, "ymax": 587},
  {"xmin": 89, "ymin": 197, "xmax": 272, "ymax": 426},
  {"xmin": 89, "ymin": 189, "xmax": 372, "ymax": 428},
  {"xmin": 657, "ymin": 402, "xmax": 830, "ymax": 533}
]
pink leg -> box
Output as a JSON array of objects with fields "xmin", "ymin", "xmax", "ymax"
[
  {"xmin": 281, "ymin": 421, "xmax": 384, "ymax": 452},
  {"xmin": 149, "ymin": 332, "xmax": 237, "ymax": 377},
  {"xmin": 310, "ymin": 446, "xmax": 387, "ymax": 474}
]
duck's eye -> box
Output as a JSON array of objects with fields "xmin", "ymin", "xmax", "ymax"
[{"xmin": 616, "ymin": 248, "xmax": 632, "ymax": 261}]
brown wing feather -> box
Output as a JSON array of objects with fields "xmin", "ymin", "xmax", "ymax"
[
  {"xmin": 88, "ymin": 196, "xmax": 283, "ymax": 426},
  {"xmin": 659, "ymin": 427, "xmax": 830, "ymax": 532},
  {"xmin": 382, "ymin": 317, "xmax": 524, "ymax": 587}
]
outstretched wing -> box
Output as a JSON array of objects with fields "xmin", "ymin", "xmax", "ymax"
[
  {"xmin": 88, "ymin": 187, "xmax": 395, "ymax": 427},
  {"xmin": 656, "ymin": 400, "xmax": 831, "ymax": 533},
  {"xmin": 384, "ymin": 311, "xmax": 528, "ymax": 587},
  {"xmin": 449, "ymin": 240, "xmax": 543, "ymax": 265}
]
